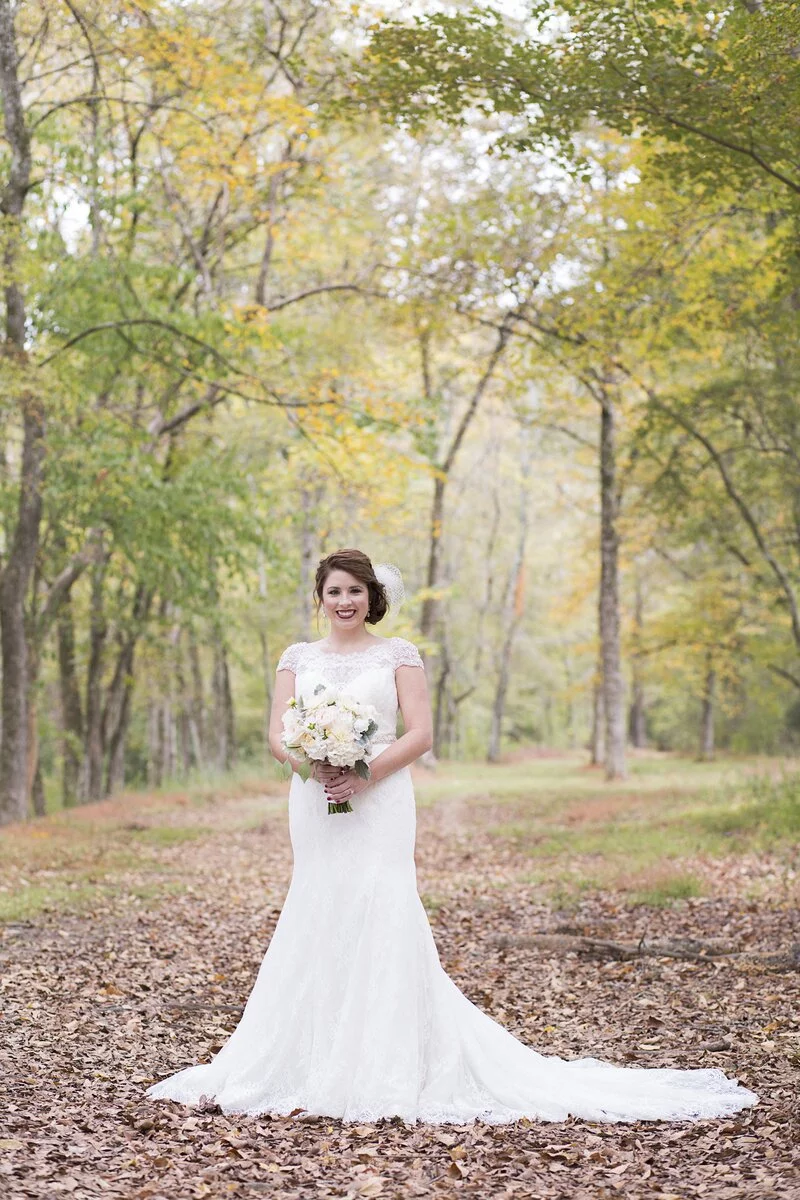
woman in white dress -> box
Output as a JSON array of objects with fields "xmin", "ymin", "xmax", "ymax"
[{"xmin": 147, "ymin": 548, "xmax": 758, "ymax": 1124}]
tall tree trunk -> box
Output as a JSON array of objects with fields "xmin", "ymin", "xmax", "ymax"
[
  {"xmin": 629, "ymin": 570, "xmax": 647, "ymax": 748},
  {"xmin": 31, "ymin": 761, "xmax": 44, "ymax": 818},
  {"xmin": 57, "ymin": 592, "xmax": 84, "ymax": 806},
  {"xmin": 174, "ymin": 630, "xmax": 193, "ymax": 775},
  {"xmin": 147, "ymin": 699, "xmax": 163, "ymax": 788},
  {"xmin": 258, "ymin": 551, "xmax": 272, "ymax": 761},
  {"xmin": 421, "ymin": 476, "xmax": 446, "ymax": 643},
  {"xmin": 487, "ymin": 615, "xmax": 517, "ymax": 763},
  {"xmin": 420, "ymin": 323, "xmax": 512, "ymax": 652},
  {"xmin": 83, "ymin": 558, "xmax": 108, "ymax": 801},
  {"xmin": 0, "ymin": 0, "xmax": 40, "ymax": 824},
  {"xmin": 25, "ymin": 625, "xmax": 42, "ymax": 816},
  {"xmin": 0, "ymin": 407, "xmax": 43, "ymax": 823},
  {"xmin": 105, "ymin": 672, "xmax": 134, "ymax": 796},
  {"xmin": 188, "ymin": 629, "xmax": 206, "ymax": 767},
  {"xmin": 488, "ymin": 435, "xmax": 532, "ymax": 762},
  {"xmin": 699, "ymin": 655, "xmax": 716, "ymax": 761},
  {"xmin": 420, "ymin": 327, "xmax": 513, "ymax": 757},
  {"xmin": 630, "ymin": 675, "xmax": 647, "ymax": 749},
  {"xmin": 598, "ymin": 393, "xmax": 627, "ymax": 780},
  {"xmin": 589, "ymin": 664, "xmax": 604, "ymax": 765},
  {"xmin": 212, "ymin": 633, "xmax": 236, "ymax": 772},
  {"xmin": 297, "ymin": 485, "xmax": 321, "ymax": 641},
  {"xmin": 432, "ymin": 634, "xmax": 450, "ymax": 755},
  {"xmin": 102, "ymin": 584, "xmax": 151, "ymax": 796}
]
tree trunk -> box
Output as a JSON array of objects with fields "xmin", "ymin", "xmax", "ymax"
[
  {"xmin": 630, "ymin": 677, "xmax": 647, "ymax": 749},
  {"xmin": 488, "ymin": 622, "xmax": 515, "ymax": 763},
  {"xmin": 258, "ymin": 551, "xmax": 272, "ymax": 761},
  {"xmin": 57, "ymin": 592, "xmax": 84, "ymax": 806},
  {"xmin": 83, "ymin": 558, "xmax": 108, "ymax": 801},
  {"xmin": 25, "ymin": 633, "xmax": 41, "ymax": 816},
  {"xmin": 589, "ymin": 665, "xmax": 604, "ymax": 765},
  {"xmin": 188, "ymin": 629, "xmax": 206, "ymax": 767},
  {"xmin": 699, "ymin": 655, "xmax": 716, "ymax": 761},
  {"xmin": 420, "ymin": 323, "xmax": 512, "ymax": 652},
  {"xmin": 31, "ymin": 760, "xmax": 44, "ymax": 817},
  {"xmin": 0, "ymin": 0, "xmax": 40, "ymax": 825},
  {"xmin": 297, "ymin": 485, "xmax": 321, "ymax": 641},
  {"xmin": 174, "ymin": 630, "xmax": 193, "ymax": 775},
  {"xmin": 0, "ymin": 409, "xmax": 43, "ymax": 824},
  {"xmin": 102, "ymin": 584, "xmax": 151, "ymax": 796},
  {"xmin": 598, "ymin": 394, "xmax": 626, "ymax": 780},
  {"xmin": 421, "ymin": 475, "xmax": 446, "ymax": 642},
  {"xmin": 629, "ymin": 570, "xmax": 647, "ymax": 748},
  {"xmin": 212, "ymin": 634, "xmax": 236, "ymax": 772},
  {"xmin": 105, "ymin": 672, "xmax": 134, "ymax": 796},
  {"xmin": 488, "ymin": 435, "xmax": 532, "ymax": 762},
  {"xmin": 147, "ymin": 700, "xmax": 163, "ymax": 788},
  {"xmin": 432, "ymin": 633, "xmax": 450, "ymax": 756}
]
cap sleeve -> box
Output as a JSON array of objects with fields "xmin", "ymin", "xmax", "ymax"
[
  {"xmin": 391, "ymin": 637, "xmax": 424, "ymax": 670},
  {"xmin": 276, "ymin": 642, "xmax": 306, "ymax": 673}
]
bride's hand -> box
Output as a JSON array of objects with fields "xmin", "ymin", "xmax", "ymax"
[
  {"xmin": 313, "ymin": 761, "xmax": 346, "ymax": 785},
  {"xmin": 323, "ymin": 768, "xmax": 368, "ymax": 805}
]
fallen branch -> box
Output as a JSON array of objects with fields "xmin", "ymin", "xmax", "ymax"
[{"xmin": 491, "ymin": 933, "xmax": 800, "ymax": 970}]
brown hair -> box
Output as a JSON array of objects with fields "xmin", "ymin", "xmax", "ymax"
[{"xmin": 314, "ymin": 549, "xmax": 389, "ymax": 625}]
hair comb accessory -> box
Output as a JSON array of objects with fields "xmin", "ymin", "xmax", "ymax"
[{"xmin": 373, "ymin": 563, "xmax": 405, "ymax": 613}]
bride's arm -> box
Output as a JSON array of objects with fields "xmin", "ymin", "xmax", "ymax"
[
  {"xmin": 268, "ymin": 669, "xmax": 303, "ymax": 772},
  {"xmin": 362, "ymin": 664, "xmax": 433, "ymax": 785}
]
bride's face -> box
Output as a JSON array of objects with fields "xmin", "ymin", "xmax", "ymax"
[{"xmin": 321, "ymin": 569, "xmax": 370, "ymax": 631}]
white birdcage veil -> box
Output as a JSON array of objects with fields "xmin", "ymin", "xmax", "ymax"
[{"xmin": 373, "ymin": 562, "xmax": 405, "ymax": 613}]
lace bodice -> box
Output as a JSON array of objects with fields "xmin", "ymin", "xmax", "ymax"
[{"xmin": 277, "ymin": 637, "xmax": 424, "ymax": 745}]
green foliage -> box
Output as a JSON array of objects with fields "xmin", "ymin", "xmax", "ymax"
[{"xmin": 362, "ymin": 2, "xmax": 800, "ymax": 210}]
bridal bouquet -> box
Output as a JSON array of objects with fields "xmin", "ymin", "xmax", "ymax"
[{"xmin": 281, "ymin": 685, "xmax": 379, "ymax": 813}]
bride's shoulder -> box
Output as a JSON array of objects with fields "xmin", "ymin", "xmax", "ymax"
[
  {"xmin": 276, "ymin": 641, "xmax": 309, "ymax": 673},
  {"xmin": 388, "ymin": 636, "xmax": 425, "ymax": 670}
]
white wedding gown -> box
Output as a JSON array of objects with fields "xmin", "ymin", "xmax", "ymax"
[{"xmin": 147, "ymin": 637, "xmax": 758, "ymax": 1124}]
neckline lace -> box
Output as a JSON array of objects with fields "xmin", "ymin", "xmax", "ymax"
[{"xmin": 312, "ymin": 640, "xmax": 386, "ymax": 660}]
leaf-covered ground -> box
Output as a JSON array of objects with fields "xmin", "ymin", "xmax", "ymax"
[{"xmin": 2, "ymin": 756, "xmax": 799, "ymax": 1199}]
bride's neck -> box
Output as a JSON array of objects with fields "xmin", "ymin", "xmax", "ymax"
[{"xmin": 325, "ymin": 626, "xmax": 375, "ymax": 652}]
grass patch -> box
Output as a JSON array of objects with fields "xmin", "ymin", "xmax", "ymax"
[
  {"xmin": 694, "ymin": 770, "xmax": 800, "ymax": 844},
  {"xmin": 629, "ymin": 871, "xmax": 704, "ymax": 907},
  {"xmin": 0, "ymin": 875, "xmax": 186, "ymax": 922},
  {"xmin": 420, "ymin": 892, "xmax": 446, "ymax": 916},
  {"xmin": 466, "ymin": 754, "xmax": 800, "ymax": 906},
  {"xmin": 126, "ymin": 825, "xmax": 207, "ymax": 847},
  {"xmin": 0, "ymin": 767, "xmax": 284, "ymax": 923}
]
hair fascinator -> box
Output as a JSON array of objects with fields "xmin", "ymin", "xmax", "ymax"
[{"xmin": 374, "ymin": 563, "xmax": 405, "ymax": 613}]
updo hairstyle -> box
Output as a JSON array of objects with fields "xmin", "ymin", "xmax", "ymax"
[{"xmin": 314, "ymin": 549, "xmax": 389, "ymax": 625}]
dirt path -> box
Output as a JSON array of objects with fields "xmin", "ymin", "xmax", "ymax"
[{"xmin": 1, "ymin": 778, "xmax": 798, "ymax": 1199}]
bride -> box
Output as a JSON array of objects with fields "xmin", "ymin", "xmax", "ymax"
[{"xmin": 147, "ymin": 548, "xmax": 758, "ymax": 1124}]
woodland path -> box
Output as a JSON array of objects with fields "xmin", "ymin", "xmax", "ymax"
[{"xmin": 1, "ymin": 762, "xmax": 798, "ymax": 1199}]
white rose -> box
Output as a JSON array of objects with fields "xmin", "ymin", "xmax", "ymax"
[{"xmin": 326, "ymin": 744, "xmax": 356, "ymax": 767}]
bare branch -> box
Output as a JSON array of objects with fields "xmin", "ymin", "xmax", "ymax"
[
  {"xmin": 39, "ymin": 529, "xmax": 104, "ymax": 631},
  {"xmin": 267, "ymin": 281, "xmax": 388, "ymax": 312}
]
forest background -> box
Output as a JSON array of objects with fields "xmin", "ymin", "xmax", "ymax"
[{"xmin": 1, "ymin": 0, "xmax": 799, "ymax": 824}]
